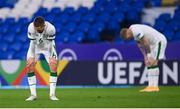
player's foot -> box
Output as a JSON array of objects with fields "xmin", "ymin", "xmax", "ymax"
[
  {"xmin": 140, "ymin": 86, "xmax": 159, "ymax": 92},
  {"xmin": 25, "ymin": 95, "xmax": 37, "ymax": 101},
  {"xmin": 50, "ymin": 95, "xmax": 59, "ymax": 101}
]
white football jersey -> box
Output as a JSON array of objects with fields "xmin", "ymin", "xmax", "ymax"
[
  {"xmin": 129, "ymin": 24, "xmax": 166, "ymax": 46},
  {"xmin": 28, "ymin": 21, "xmax": 56, "ymax": 50}
]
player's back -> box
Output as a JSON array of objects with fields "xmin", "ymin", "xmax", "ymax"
[{"xmin": 130, "ymin": 24, "xmax": 166, "ymax": 45}]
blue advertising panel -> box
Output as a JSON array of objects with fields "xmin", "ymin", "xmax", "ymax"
[
  {"xmin": 56, "ymin": 43, "xmax": 180, "ymax": 61},
  {"xmin": 57, "ymin": 61, "xmax": 180, "ymax": 86}
]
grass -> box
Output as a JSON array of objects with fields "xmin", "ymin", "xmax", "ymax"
[{"xmin": 0, "ymin": 86, "xmax": 180, "ymax": 108}]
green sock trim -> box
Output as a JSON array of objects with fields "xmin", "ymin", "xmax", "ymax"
[
  {"xmin": 147, "ymin": 65, "xmax": 159, "ymax": 69},
  {"xmin": 50, "ymin": 72, "xmax": 57, "ymax": 77},
  {"xmin": 28, "ymin": 72, "xmax": 35, "ymax": 77},
  {"xmin": 29, "ymin": 84, "xmax": 36, "ymax": 86}
]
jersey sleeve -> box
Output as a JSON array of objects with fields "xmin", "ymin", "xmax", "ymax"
[
  {"xmin": 130, "ymin": 26, "xmax": 144, "ymax": 41},
  {"xmin": 27, "ymin": 23, "xmax": 36, "ymax": 40},
  {"xmin": 47, "ymin": 25, "xmax": 56, "ymax": 40}
]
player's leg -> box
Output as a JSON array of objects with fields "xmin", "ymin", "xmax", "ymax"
[
  {"xmin": 44, "ymin": 44, "xmax": 59, "ymax": 100},
  {"xmin": 140, "ymin": 43, "xmax": 162, "ymax": 92},
  {"xmin": 151, "ymin": 39, "xmax": 167, "ymax": 88},
  {"xmin": 26, "ymin": 44, "xmax": 38, "ymax": 101}
]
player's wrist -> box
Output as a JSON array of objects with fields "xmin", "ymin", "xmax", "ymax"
[{"xmin": 147, "ymin": 53, "xmax": 151, "ymax": 59}]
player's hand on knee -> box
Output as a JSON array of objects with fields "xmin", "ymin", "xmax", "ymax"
[
  {"xmin": 147, "ymin": 57, "xmax": 157, "ymax": 66},
  {"xmin": 49, "ymin": 57, "xmax": 58, "ymax": 72},
  {"xmin": 26, "ymin": 57, "xmax": 36, "ymax": 72}
]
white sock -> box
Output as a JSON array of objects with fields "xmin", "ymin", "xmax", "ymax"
[
  {"xmin": 49, "ymin": 76, "xmax": 57, "ymax": 96},
  {"xmin": 147, "ymin": 67, "xmax": 159, "ymax": 87},
  {"xmin": 27, "ymin": 75, "xmax": 37, "ymax": 96},
  {"xmin": 147, "ymin": 70, "xmax": 154, "ymax": 87},
  {"xmin": 153, "ymin": 68, "xmax": 159, "ymax": 87}
]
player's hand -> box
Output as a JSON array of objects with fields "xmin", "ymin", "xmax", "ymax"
[
  {"xmin": 144, "ymin": 56, "xmax": 150, "ymax": 66},
  {"xmin": 147, "ymin": 53, "xmax": 157, "ymax": 66}
]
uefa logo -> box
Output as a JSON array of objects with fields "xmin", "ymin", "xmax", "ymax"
[
  {"xmin": 58, "ymin": 48, "xmax": 77, "ymax": 61},
  {"xmin": 103, "ymin": 48, "xmax": 123, "ymax": 61}
]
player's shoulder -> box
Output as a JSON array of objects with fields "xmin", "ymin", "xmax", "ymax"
[
  {"xmin": 28, "ymin": 22, "xmax": 35, "ymax": 33},
  {"xmin": 45, "ymin": 21, "xmax": 56, "ymax": 35}
]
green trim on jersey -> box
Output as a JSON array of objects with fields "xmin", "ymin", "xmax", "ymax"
[
  {"xmin": 50, "ymin": 72, "xmax": 57, "ymax": 77},
  {"xmin": 156, "ymin": 42, "xmax": 161, "ymax": 60},
  {"xmin": 147, "ymin": 65, "xmax": 159, "ymax": 69},
  {"xmin": 28, "ymin": 72, "xmax": 35, "ymax": 77}
]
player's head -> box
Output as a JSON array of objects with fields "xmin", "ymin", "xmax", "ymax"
[
  {"xmin": 120, "ymin": 28, "xmax": 133, "ymax": 40},
  {"xmin": 33, "ymin": 16, "xmax": 45, "ymax": 33}
]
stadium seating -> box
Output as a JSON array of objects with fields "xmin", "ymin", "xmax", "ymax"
[
  {"xmin": 154, "ymin": 6, "xmax": 180, "ymax": 41},
  {"xmin": 0, "ymin": 0, "xmax": 179, "ymax": 59}
]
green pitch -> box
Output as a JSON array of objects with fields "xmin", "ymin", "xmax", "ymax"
[{"xmin": 0, "ymin": 86, "xmax": 180, "ymax": 108}]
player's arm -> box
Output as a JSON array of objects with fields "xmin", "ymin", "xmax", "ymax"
[
  {"xmin": 137, "ymin": 40, "xmax": 149, "ymax": 66},
  {"xmin": 47, "ymin": 25, "xmax": 57, "ymax": 72},
  {"xmin": 27, "ymin": 24, "xmax": 36, "ymax": 42},
  {"xmin": 141, "ymin": 37, "xmax": 157, "ymax": 66},
  {"xmin": 141, "ymin": 37, "xmax": 151, "ymax": 54},
  {"xmin": 137, "ymin": 42, "xmax": 146, "ymax": 57},
  {"xmin": 47, "ymin": 25, "xmax": 56, "ymax": 40}
]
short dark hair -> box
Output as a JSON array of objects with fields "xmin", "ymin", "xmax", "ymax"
[
  {"xmin": 34, "ymin": 16, "xmax": 45, "ymax": 27},
  {"xmin": 120, "ymin": 28, "xmax": 128, "ymax": 40}
]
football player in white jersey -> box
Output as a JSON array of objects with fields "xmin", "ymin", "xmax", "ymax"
[
  {"xmin": 120, "ymin": 24, "xmax": 167, "ymax": 92},
  {"xmin": 25, "ymin": 16, "xmax": 59, "ymax": 101}
]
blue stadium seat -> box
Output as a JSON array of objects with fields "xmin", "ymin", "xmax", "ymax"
[
  {"xmin": 0, "ymin": 25, "xmax": 9, "ymax": 34},
  {"xmin": 154, "ymin": 20, "xmax": 166, "ymax": 32},
  {"xmin": 163, "ymin": 30, "xmax": 174, "ymax": 41},
  {"xmin": 78, "ymin": 22, "xmax": 90, "ymax": 33},
  {"xmin": 82, "ymin": 12, "xmax": 96, "ymax": 23},
  {"xmin": 14, "ymin": 51, "xmax": 26, "ymax": 59},
  {"xmin": 69, "ymin": 31, "xmax": 85, "ymax": 43},
  {"xmin": 173, "ymin": 11, "xmax": 180, "ymax": 21},
  {"xmin": 119, "ymin": 2, "xmax": 131, "ymax": 13},
  {"xmin": 69, "ymin": 12, "xmax": 82, "ymax": 23},
  {"xmin": 174, "ymin": 31, "xmax": 180, "ymax": 40},
  {"xmin": 0, "ymin": 43, "xmax": 8, "ymax": 52},
  {"xmin": 87, "ymin": 29, "xmax": 100, "ymax": 42},
  {"xmin": 151, "ymin": 0, "xmax": 161, "ymax": 7},
  {"xmin": 103, "ymin": 2, "xmax": 117, "ymax": 14},
  {"xmin": 158, "ymin": 13, "xmax": 171, "ymax": 23},
  {"xmin": 76, "ymin": 7, "xmax": 89, "ymax": 15},
  {"xmin": 167, "ymin": 20, "xmax": 180, "ymax": 32},
  {"xmin": 17, "ymin": 17, "xmax": 29, "ymax": 25},
  {"xmin": 44, "ymin": 14, "xmax": 56, "ymax": 22},
  {"xmin": 50, "ymin": 7, "xmax": 62, "ymax": 16},
  {"xmin": 111, "ymin": 12, "xmax": 124, "ymax": 23},
  {"xmin": 56, "ymin": 31, "xmax": 70, "ymax": 43},
  {"xmin": 126, "ymin": 11, "xmax": 140, "ymax": 23},
  {"xmin": 63, "ymin": 7, "xmax": 75, "ymax": 15},
  {"xmin": 64, "ymin": 22, "xmax": 77, "ymax": 33},
  {"xmin": 3, "ymin": 33, "xmax": 15, "ymax": 43},
  {"xmin": 96, "ymin": 12, "xmax": 110, "ymax": 23},
  {"xmin": 16, "ymin": 33, "xmax": 27, "ymax": 43},
  {"xmin": 108, "ymin": 21, "xmax": 120, "ymax": 32},
  {"xmin": 58, "ymin": 13, "xmax": 69, "ymax": 24},
  {"xmin": 91, "ymin": 22, "xmax": 105, "ymax": 32},
  {"xmin": 9, "ymin": 43, "xmax": 22, "ymax": 52},
  {"xmin": 34, "ymin": 7, "xmax": 49, "ymax": 17},
  {"xmin": 4, "ymin": 17, "xmax": 16, "ymax": 25}
]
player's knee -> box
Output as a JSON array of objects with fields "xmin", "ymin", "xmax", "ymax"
[
  {"xmin": 149, "ymin": 60, "xmax": 158, "ymax": 67},
  {"xmin": 49, "ymin": 57, "xmax": 58, "ymax": 72},
  {"xmin": 26, "ymin": 58, "xmax": 36, "ymax": 72}
]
